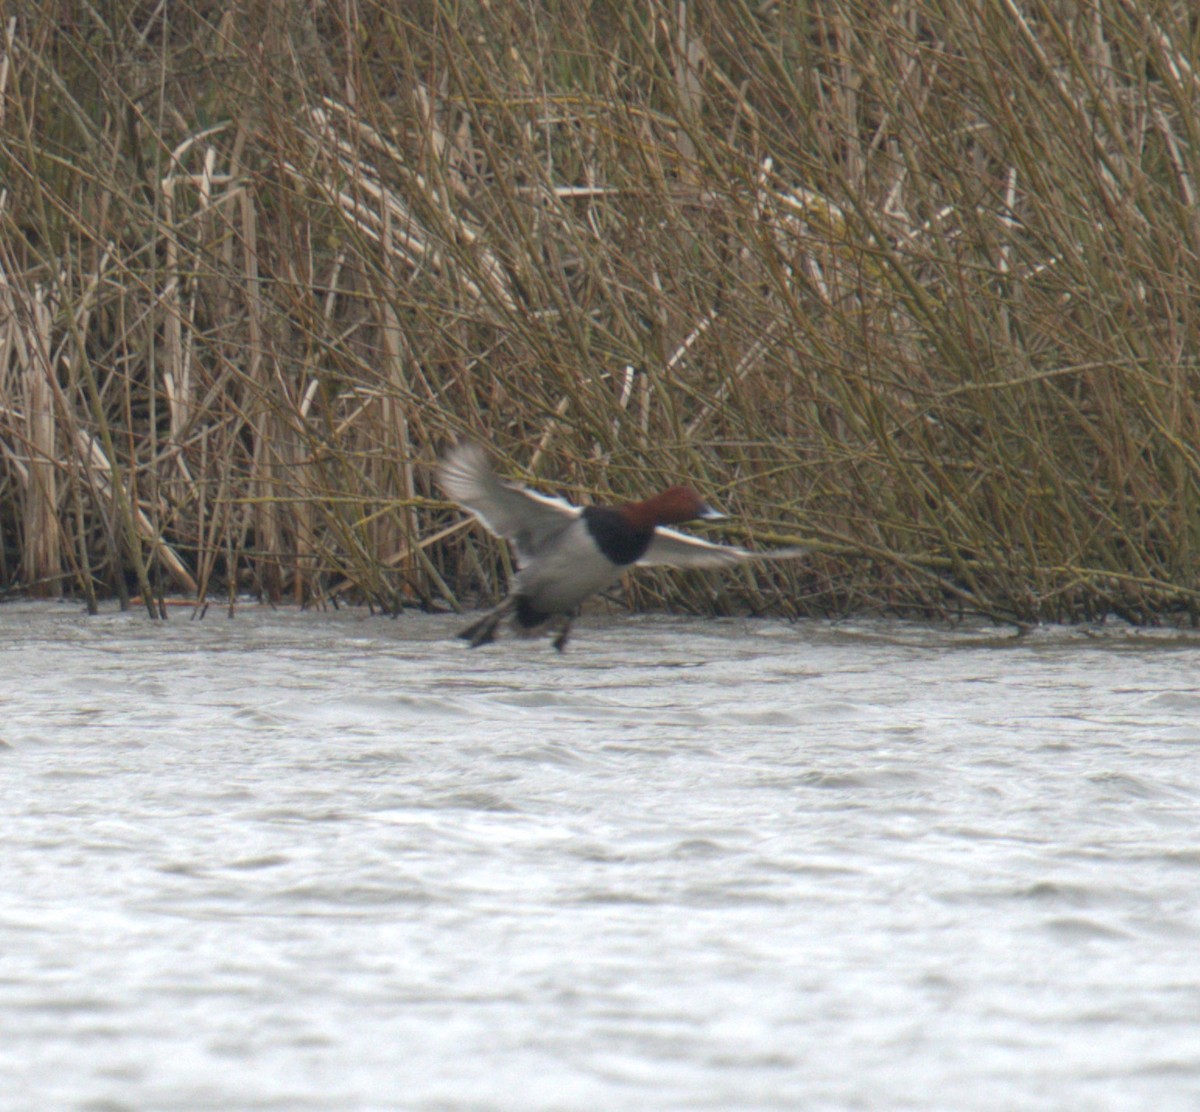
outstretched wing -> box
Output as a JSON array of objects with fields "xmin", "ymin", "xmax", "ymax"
[
  {"xmin": 438, "ymin": 441, "xmax": 579, "ymax": 564},
  {"xmin": 637, "ymin": 527, "xmax": 808, "ymax": 569}
]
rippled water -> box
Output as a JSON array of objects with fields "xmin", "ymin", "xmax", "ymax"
[{"xmin": 3, "ymin": 601, "xmax": 1200, "ymax": 1110}]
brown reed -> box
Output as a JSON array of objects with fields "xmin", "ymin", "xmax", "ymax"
[{"xmin": 1, "ymin": 2, "xmax": 1199, "ymax": 625}]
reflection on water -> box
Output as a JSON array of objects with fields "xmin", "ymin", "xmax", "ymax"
[{"xmin": 3, "ymin": 602, "xmax": 1200, "ymax": 1109}]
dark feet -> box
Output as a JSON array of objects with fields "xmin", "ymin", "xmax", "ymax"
[
  {"xmin": 456, "ymin": 600, "xmax": 574, "ymax": 651},
  {"xmin": 457, "ymin": 601, "xmax": 511, "ymax": 647},
  {"xmin": 459, "ymin": 618, "xmax": 499, "ymax": 647},
  {"xmin": 551, "ymin": 618, "xmax": 573, "ymax": 653}
]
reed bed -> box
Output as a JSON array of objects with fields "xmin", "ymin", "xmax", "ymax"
[{"xmin": 2, "ymin": 1, "xmax": 1199, "ymax": 625}]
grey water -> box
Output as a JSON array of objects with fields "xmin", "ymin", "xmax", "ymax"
[{"xmin": 2, "ymin": 601, "xmax": 1200, "ymax": 1111}]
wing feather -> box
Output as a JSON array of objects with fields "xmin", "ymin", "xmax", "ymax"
[
  {"xmin": 438, "ymin": 442, "xmax": 580, "ymax": 564},
  {"xmin": 637, "ymin": 527, "xmax": 807, "ymax": 569}
]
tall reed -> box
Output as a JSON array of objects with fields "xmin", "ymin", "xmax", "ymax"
[{"xmin": 1, "ymin": 2, "xmax": 1198, "ymax": 624}]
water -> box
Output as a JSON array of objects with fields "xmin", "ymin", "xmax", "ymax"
[{"xmin": 3, "ymin": 601, "xmax": 1200, "ymax": 1111}]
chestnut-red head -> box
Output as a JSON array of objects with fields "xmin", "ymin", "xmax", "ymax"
[{"xmin": 619, "ymin": 485, "xmax": 725, "ymax": 530}]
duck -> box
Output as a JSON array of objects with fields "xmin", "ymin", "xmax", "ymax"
[{"xmin": 437, "ymin": 441, "xmax": 807, "ymax": 651}]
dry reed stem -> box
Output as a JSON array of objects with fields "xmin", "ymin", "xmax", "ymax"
[{"xmin": 18, "ymin": 284, "xmax": 60, "ymax": 594}]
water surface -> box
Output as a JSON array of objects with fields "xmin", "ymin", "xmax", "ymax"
[{"xmin": 3, "ymin": 602, "xmax": 1200, "ymax": 1110}]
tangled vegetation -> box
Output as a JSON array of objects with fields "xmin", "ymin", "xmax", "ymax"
[{"xmin": 2, "ymin": 2, "xmax": 1199, "ymax": 625}]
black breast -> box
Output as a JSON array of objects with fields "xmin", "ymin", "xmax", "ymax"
[{"xmin": 582, "ymin": 506, "xmax": 654, "ymax": 566}]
